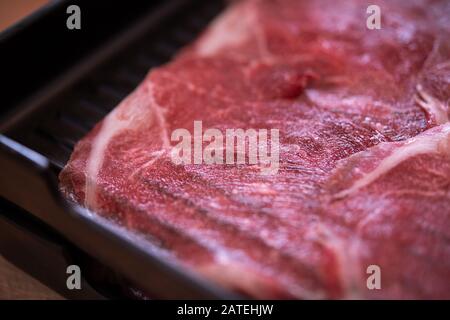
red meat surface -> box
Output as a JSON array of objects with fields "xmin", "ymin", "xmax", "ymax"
[{"xmin": 60, "ymin": 0, "xmax": 450, "ymax": 298}]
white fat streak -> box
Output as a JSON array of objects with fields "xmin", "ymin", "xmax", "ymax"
[
  {"xmin": 307, "ymin": 224, "xmax": 364, "ymax": 299},
  {"xmin": 195, "ymin": 1, "xmax": 256, "ymax": 56},
  {"xmin": 148, "ymin": 83, "xmax": 170, "ymax": 149},
  {"xmin": 200, "ymin": 260, "xmax": 323, "ymax": 299},
  {"xmin": 415, "ymin": 84, "xmax": 448, "ymax": 125},
  {"xmin": 335, "ymin": 123, "xmax": 450, "ymax": 199},
  {"xmin": 84, "ymin": 81, "xmax": 168, "ymax": 210}
]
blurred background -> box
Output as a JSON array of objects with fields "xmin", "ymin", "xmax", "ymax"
[
  {"xmin": 0, "ymin": 0, "xmax": 49, "ymax": 32},
  {"xmin": 0, "ymin": 0, "xmax": 61, "ymax": 300},
  {"xmin": 0, "ymin": 256, "xmax": 62, "ymax": 299}
]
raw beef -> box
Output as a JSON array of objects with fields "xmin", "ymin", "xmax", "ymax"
[{"xmin": 60, "ymin": 0, "xmax": 450, "ymax": 298}]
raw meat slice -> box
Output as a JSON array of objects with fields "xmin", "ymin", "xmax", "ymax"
[
  {"xmin": 325, "ymin": 123, "xmax": 450, "ymax": 299},
  {"xmin": 60, "ymin": 0, "xmax": 450, "ymax": 298}
]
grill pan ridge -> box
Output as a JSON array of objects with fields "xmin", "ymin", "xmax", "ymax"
[{"xmin": 0, "ymin": 0, "xmax": 241, "ymax": 299}]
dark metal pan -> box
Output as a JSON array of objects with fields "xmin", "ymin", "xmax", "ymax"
[{"xmin": 0, "ymin": 0, "xmax": 239, "ymax": 299}]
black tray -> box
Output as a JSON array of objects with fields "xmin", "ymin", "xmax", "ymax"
[{"xmin": 0, "ymin": 0, "xmax": 239, "ymax": 299}]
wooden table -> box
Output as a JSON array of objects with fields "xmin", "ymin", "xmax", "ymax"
[
  {"xmin": 0, "ymin": 255, "xmax": 62, "ymax": 300},
  {"xmin": 0, "ymin": 0, "xmax": 64, "ymax": 301},
  {"xmin": 0, "ymin": 0, "xmax": 49, "ymax": 32}
]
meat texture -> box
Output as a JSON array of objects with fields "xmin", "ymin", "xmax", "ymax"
[{"xmin": 60, "ymin": 0, "xmax": 450, "ymax": 299}]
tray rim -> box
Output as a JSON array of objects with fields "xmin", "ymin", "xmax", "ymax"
[{"xmin": 0, "ymin": 0, "xmax": 239, "ymax": 299}]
